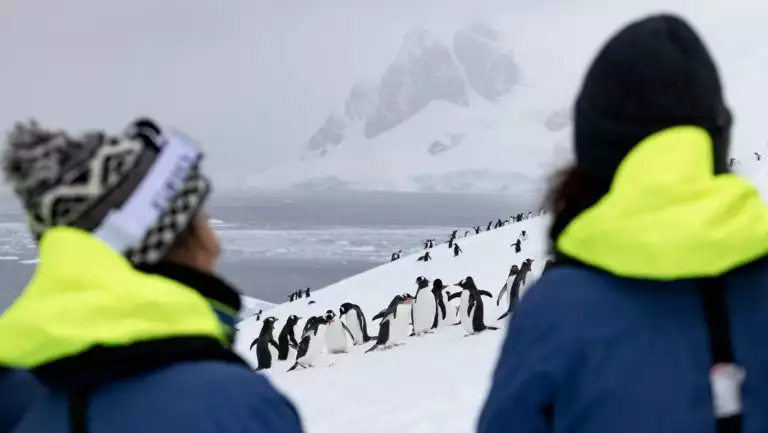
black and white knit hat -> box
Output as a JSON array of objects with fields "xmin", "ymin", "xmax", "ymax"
[{"xmin": 2, "ymin": 118, "xmax": 210, "ymax": 265}]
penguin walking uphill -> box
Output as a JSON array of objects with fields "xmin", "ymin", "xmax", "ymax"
[
  {"xmin": 430, "ymin": 278, "xmax": 450, "ymax": 329},
  {"xmin": 288, "ymin": 315, "xmax": 331, "ymax": 372},
  {"xmin": 339, "ymin": 302, "xmax": 372, "ymax": 345},
  {"xmin": 367, "ymin": 294, "xmax": 415, "ymax": 353},
  {"xmin": 325, "ymin": 310, "xmax": 352, "ymax": 354},
  {"xmin": 412, "ymin": 276, "xmax": 436, "ymax": 336},
  {"xmin": 277, "ymin": 315, "xmax": 301, "ymax": 361},
  {"xmin": 250, "ymin": 317, "xmax": 280, "ymax": 370},
  {"xmin": 497, "ymin": 264, "xmax": 520, "ymax": 313},
  {"xmin": 498, "ymin": 258, "xmax": 534, "ymax": 320},
  {"xmin": 451, "ymin": 277, "xmax": 498, "ymax": 335}
]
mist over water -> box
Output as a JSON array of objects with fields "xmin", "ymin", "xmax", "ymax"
[{"xmin": 0, "ymin": 190, "xmax": 540, "ymax": 310}]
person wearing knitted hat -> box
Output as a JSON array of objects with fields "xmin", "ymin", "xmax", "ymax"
[
  {"xmin": 0, "ymin": 118, "xmax": 304, "ymax": 433},
  {"xmin": 479, "ymin": 14, "xmax": 768, "ymax": 433}
]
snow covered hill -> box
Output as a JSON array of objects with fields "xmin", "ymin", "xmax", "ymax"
[
  {"xmin": 235, "ymin": 215, "xmax": 550, "ymax": 433},
  {"xmin": 248, "ymin": 22, "xmax": 570, "ymax": 194}
]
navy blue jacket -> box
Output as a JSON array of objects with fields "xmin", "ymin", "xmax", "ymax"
[
  {"xmin": 478, "ymin": 262, "xmax": 768, "ymax": 433},
  {"xmin": 14, "ymin": 361, "xmax": 302, "ymax": 433},
  {"xmin": 478, "ymin": 127, "xmax": 768, "ymax": 432},
  {"xmin": 0, "ymin": 368, "xmax": 44, "ymax": 432}
]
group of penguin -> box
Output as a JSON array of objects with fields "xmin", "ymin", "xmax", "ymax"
[{"xmin": 251, "ymin": 265, "xmax": 535, "ymax": 372}]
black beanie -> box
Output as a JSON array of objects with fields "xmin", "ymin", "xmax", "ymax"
[{"xmin": 574, "ymin": 14, "xmax": 732, "ymax": 181}]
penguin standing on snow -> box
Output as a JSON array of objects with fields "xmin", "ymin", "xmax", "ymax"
[
  {"xmin": 250, "ymin": 317, "xmax": 280, "ymax": 370},
  {"xmin": 497, "ymin": 265, "xmax": 520, "ymax": 310},
  {"xmin": 288, "ymin": 316, "xmax": 331, "ymax": 371},
  {"xmin": 498, "ymin": 259, "xmax": 534, "ymax": 320},
  {"xmin": 411, "ymin": 276, "xmax": 436, "ymax": 336},
  {"xmin": 511, "ymin": 238, "xmax": 522, "ymax": 253},
  {"xmin": 367, "ymin": 294, "xmax": 415, "ymax": 353},
  {"xmin": 451, "ymin": 277, "xmax": 497, "ymax": 335},
  {"xmin": 325, "ymin": 310, "xmax": 351, "ymax": 354},
  {"xmin": 277, "ymin": 315, "xmax": 301, "ymax": 361},
  {"xmin": 430, "ymin": 278, "xmax": 449, "ymax": 329},
  {"xmin": 340, "ymin": 302, "xmax": 372, "ymax": 345}
]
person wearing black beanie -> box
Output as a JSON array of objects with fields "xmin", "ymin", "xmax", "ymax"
[{"xmin": 479, "ymin": 14, "xmax": 768, "ymax": 433}]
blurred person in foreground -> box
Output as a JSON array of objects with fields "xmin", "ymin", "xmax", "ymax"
[
  {"xmin": 0, "ymin": 118, "xmax": 304, "ymax": 433},
  {"xmin": 0, "ymin": 367, "xmax": 44, "ymax": 432},
  {"xmin": 478, "ymin": 14, "xmax": 768, "ymax": 433}
]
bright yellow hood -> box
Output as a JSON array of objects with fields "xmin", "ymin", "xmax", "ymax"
[
  {"xmin": 0, "ymin": 227, "xmax": 227, "ymax": 368},
  {"xmin": 557, "ymin": 126, "xmax": 768, "ymax": 279}
]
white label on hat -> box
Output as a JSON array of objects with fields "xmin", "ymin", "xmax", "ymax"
[
  {"xmin": 710, "ymin": 363, "xmax": 746, "ymax": 418},
  {"xmin": 94, "ymin": 129, "xmax": 201, "ymax": 252}
]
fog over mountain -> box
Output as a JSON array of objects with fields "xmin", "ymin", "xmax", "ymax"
[{"xmin": 2, "ymin": 0, "xmax": 767, "ymax": 191}]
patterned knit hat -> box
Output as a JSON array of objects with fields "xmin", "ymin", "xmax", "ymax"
[{"xmin": 2, "ymin": 118, "xmax": 210, "ymax": 265}]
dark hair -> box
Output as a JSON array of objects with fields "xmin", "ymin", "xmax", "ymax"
[{"xmin": 544, "ymin": 165, "xmax": 611, "ymax": 248}]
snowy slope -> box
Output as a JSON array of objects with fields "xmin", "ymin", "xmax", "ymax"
[{"xmin": 235, "ymin": 216, "xmax": 550, "ymax": 433}]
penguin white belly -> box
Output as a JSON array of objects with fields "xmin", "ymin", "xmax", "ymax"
[
  {"xmin": 389, "ymin": 304, "xmax": 412, "ymax": 344},
  {"xmin": 459, "ymin": 290, "xmax": 474, "ymax": 334},
  {"xmin": 412, "ymin": 290, "xmax": 436, "ymax": 334},
  {"xmin": 342, "ymin": 312, "xmax": 363, "ymax": 344},
  {"xmin": 444, "ymin": 292, "xmax": 459, "ymax": 324},
  {"xmin": 300, "ymin": 327, "xmax": 327, "ymax": 366},
  {"xmin": 325, "ymin": 320, "xmax": 348, "ymax": 353},
  {"xmin": 501, "ymin": 275, "xmax": 515, "ymax": 308}
]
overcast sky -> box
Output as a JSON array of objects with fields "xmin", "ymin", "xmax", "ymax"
[{"xmin": 2, "ymin": 0, "xmax": 766, "ymax": 189}]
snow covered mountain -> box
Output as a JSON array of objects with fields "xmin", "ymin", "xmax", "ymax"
[
  {"xmin": 248, "ymin": 22, "xmax": 571, "ymax": 193},
  {"xmin": 235, "ymin": 215, "xmax": 550, "ymax": 433}
]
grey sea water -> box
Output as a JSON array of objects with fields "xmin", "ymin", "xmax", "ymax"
[{"xmin": 0, "ymin": 190, "xmax": 539, "ymax": 311}]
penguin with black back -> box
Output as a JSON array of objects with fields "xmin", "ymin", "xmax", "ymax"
[
  {"xmin": 498, "ymin": 258, "xmax": 534, "ymax": 320},
  {"xmin": 497, "ymin": 265, "xmax": 520, "ymax": 307},
  {"xmin": 511, "ymin": 238, "xmax": 522, "ymax": 253},
  {"xmin": 277, "ymin": 315, "xmax": 301, "ymax": 361},
  {"xmin": 430, "ymin": 278, "xmax": 449, "ymax": 329},
  {"xmin": 451, "ymin": 277, "xmax": 497, "ymax": 335},
  {"xmin": 288, "ymin": 315, "xmax": 331, "ymax": 372},
  {"xmin": 367, "ymin": 294, "xmax": 415, "ymax": 352},
  {"xmin": 250, "ymin": 317, "xmax": 280, "ymax": 370},
  {"xmin": 340, "ymin": 302, "xmax": 372, "ymax": 344},
  {"xmin": 412, "ymin": 276, "xmax": 435, "ymax": 336}
]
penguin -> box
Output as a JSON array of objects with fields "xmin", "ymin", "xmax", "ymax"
[
  {"xmin": 288, "ymin": 315, "xmax": 331, "ymax": 371},
  {"xmin": 340, "ymin": 302, "xmax": 372, "ymax": 345},
  {"xmin": 367, "ymin": 294, "xmax": 415, "ymax": 353},
  {"xmin": 511, "ymin": 238, "xmax": 522, "ymax": 253},
  {"xmin": 325, "ymin": 310, "xmax": 350, "ymax": 354},
  {"xmin": 411, "ymin": 276, "xmax": 436, "ymax": 336},
  {"xmin": 416, "ymin": 251, "xmax": 432, "ymax": 262},
  {"xmin": 453, "ymin": 277, "xmax": 497, "ymax": 335},
  {"xmin": 250, "ymin": 317, "xmax": 280, "ymax": 370},
  {"xmin": 430, "ymin": 278, "xmax": 449, "ymax": 329},
  {"xmin": 497, "ymin": 264, "xmax": 520, "ymax": 311},
  {"xmin": 498, "ymin": 259, "xmax": 534, "ymax": 320},
  {"xmin": 277, "ymin": 315, "xmax": 301, "ymax": 361}
]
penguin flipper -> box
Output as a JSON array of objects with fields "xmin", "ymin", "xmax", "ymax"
[
  {"xmin": 365, "ymin": 344, "xmax": 380, "ymax": 354},
  {"xmin": 479, "ymin": 290, "xmax": 493, "ymax": 298},
  {"xmin": 270, "ymin": 340, "xmax": 280, "ymax": 351},
  {"xmin": 447, "ymin": 292, "xmax": 462, "ymax": 302},
  {"xmin": 486, "ymin": 326, "xmax": 500, "ymax": 331},
  {"xmin": 372, "ymin": 310, "xmax": 386, "ymax": 321},
  {"xmin": 497, "ymin": 285, "xmax": 508, "ymax": 306},
  {"xmin": 249, "ymin": 338, "xmax": 259, "ymax": 350},
  {"xmin": 341, "ymin": 322, "xmax": 355, "ymax": 341},
  {"xmin": 497, "ymin": 311, "xmax": 510, "ymax": 321}
]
